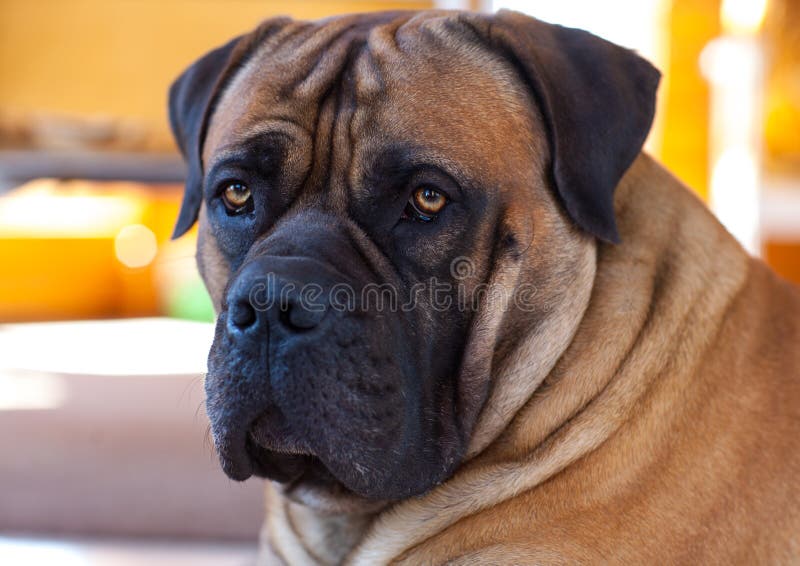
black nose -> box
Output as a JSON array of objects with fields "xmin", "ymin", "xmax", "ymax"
[
  {"xmin": 225, "ymin": 258, "xmax": 330, "ymax": 336},
  {"xmin": 279, "ymin": 299, "xmax": 326, "ymax": 330},
  {"xmin": 228, "ymin": 297, "xmax": 257, "ymax": 330}
]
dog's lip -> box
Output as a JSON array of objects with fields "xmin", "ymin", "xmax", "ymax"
[
  {"xmin": 240, "ymin": 411, "xmax": 319, "ymax": 483},
  {"xmin": 245, "ymin": 419, "xmax": 350, "ymax": 495},
  {"xmin": 245, "ymin": 436, "xmax": 344, "ymax": 492},
  {"xmin": 248, "ymin": 424, "xmax": 312, "ymax": 457},
  {"xmin": 246, "ymin": 428, "xmax": 352, "ymax": 495},
  {"xmin": 244, "ymin": 434, "xmax": 312, "ymax": 483},
  {"xmin": 216, "ymin": 427, "xmax": 255, "ymax": 482},
  {"xmin": 213, "ymin": 408, "xmax": 314, "ymax": 482},
  {"xmin": 248, "ymin": 409, "xmax": 315, "ymax": 454}
]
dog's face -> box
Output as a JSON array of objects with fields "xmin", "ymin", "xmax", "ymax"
[{"xmin": 169, "ymin": 10, "xmax": 659, "ymax": 507}]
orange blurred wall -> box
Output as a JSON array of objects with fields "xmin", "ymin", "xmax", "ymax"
[
  {"xmin": 0, "ymin": 0, "xmax": 432, "ymax": 147},
  {"xmin": 659, "ymin": 0, "xmax": 720, "ymax": 200}
]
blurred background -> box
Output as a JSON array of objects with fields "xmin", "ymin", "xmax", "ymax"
[{"xmin": 0, "ymin": 0, "xmax": 798, "ymax": 564}]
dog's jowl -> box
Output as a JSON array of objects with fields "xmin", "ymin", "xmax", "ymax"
[{"xmin": 169, "ymin": 10, "xmax": 800, "ymax": 565}]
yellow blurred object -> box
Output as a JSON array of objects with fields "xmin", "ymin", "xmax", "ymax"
[
  {"xmin": 763, "ymin": 0, "xmax": 800, "ymax": 175},
  {"xmin": 0, "ymin": 179, "xmax": 187, "ymax": 321}
]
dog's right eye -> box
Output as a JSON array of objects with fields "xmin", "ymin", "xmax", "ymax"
[
  {"xmin": 221, "ymin": 182, "xmax": 253, "ymax": 215},
  {"xmin": 403, "ymin": 186, "xmax": 448, "ymax": 223}
]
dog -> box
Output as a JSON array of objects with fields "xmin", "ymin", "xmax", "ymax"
[{"xmin": 168, "ymin": 9, "xmax": 800, "ymax": 564}]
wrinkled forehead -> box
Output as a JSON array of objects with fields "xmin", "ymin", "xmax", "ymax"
[{"xmin": 203, "ymin": 12, "xmax": 545, "ymax": 185}]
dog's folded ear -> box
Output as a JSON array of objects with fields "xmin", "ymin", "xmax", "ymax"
[
  {"xmin": 168, "ymin": 35, "xmax": 243, "ymax": 239},
  {"xmin": 474, "ymin": 10, "xmax": 661, "ymax": 243}
]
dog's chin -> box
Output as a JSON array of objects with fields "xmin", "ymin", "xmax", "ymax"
[
  {"xmin": 245, "ymin": 419, "xmax": 389, "ymax": 515},
  {"xmin": 278, "ymin": 468, "xmax": 390, "ymax": 514}
]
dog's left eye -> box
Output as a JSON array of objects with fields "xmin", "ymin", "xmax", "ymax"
[
  {"xmin": 221, "ymin": 182, "xmax": 253, "ymax": 215},
  {"xmin": 404, "ymin": 186, "xmax": 447, "ymax": 222}
]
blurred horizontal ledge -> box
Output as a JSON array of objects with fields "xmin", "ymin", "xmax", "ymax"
[{"xmin": 0, "ymin": 149, "xmax": 186, "ymax": 191}]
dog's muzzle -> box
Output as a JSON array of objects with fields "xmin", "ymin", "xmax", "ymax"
[
  {"xmin": 203, "ymin": 211, "xmax": 440, "ymax": 500},
  {"xmin": 213, "ymin": 254, "xmax": 341, "ymax": 482}
]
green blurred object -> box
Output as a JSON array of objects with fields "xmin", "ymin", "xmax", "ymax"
[{"xmin": 167, "ymin": 277, "xmax": 215, "ymax": 322}]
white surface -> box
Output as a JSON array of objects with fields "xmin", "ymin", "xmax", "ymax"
[
  {"xmin": 0, "ymin": 318, "xmax": 214, "ymax": 376},
  {"xmin": 0, "ymin": 536, "xmax": 256, "ymax": 566}
]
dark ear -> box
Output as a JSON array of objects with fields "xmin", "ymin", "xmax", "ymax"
[
  {"xmin": 168, "ymin": 36, "xmax": 243, "ymax": 239},
  {"xmin": 476, "ymin": 10, "xmax": 661, "ymax": 243}
]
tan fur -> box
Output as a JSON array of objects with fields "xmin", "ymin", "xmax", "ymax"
[{"xmin": 193, "ymin": 13, "xmax": 800, "ymax": 565}]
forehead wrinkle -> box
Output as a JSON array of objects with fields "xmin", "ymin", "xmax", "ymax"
[
  {"xmin": 288, "ymin": 20, "xmax": 368, "ymax": 99},
  {"xmin": 363, "ymin": 17, "xmax": 408, "ymax": 71},
  {"xmin": 212, "ymin": 20, "xmax": 313, "ymax": 113},
  {"xmin": 343, "ymin": 19, "xmax": 406, "ymax": 199},
  {"xmin": 305, "ymin": 40, "xmax": 369, "ymax": 213},
  {"xmin": 272, "ymin": 14, "xmax": 413, "ymax": 102},
  {"xmin": 293, "ymin": 36, "xmax": 356, "ymax": 102},
  {"xmin": 334, "ymin": 44, "xmax": 370, "ymax": 211},
  {"xmin": 353, "ymin": 43, "xmax": 385, "ymax": 104},
  {"xmin": 347, "ymin": 51, "xmax": 376, "ymax": 198},
  {"xmin": 207, "ymin": 21, "xmax": 351, "ymax": 140},
  {"xmin": 204, "ymin": 130, "xmax": 289, "ymax": 178},
  {"xmin": 208, "ymin": 99, "xmax": 313, "ymax": 156},
  {"xmin": 209, "ymin": 17, "xmax": 401, "ymax": 158},
  {"xmin": 217, "ymin": 120, "xmax": 308, "ymax": 152}
]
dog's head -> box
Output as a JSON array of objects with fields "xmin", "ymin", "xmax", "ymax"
[{"xmin": 169, "ymin": 10, "xmax": 659, "ymax": 508}]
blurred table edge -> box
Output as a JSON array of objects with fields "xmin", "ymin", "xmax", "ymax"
[{"xmin": 0, "ymin": 149, "xmax": 186, "ymax": 191}]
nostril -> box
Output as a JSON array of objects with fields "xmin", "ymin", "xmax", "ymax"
[
  {"xmin": 281, "ymin": 301, "xmax": 326, "ymax": 331},
  {"xmin": 229, "ymin": 299, "xmax": 257, "ymax": 331}
]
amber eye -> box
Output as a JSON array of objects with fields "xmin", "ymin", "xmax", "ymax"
[
  {"xmin": 221, "ymin": 182, "xmax": 252, "ymax": 214},
  {"xmin": 407, "ymin": 186, "xmax": 447, "ymax": 221}
]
